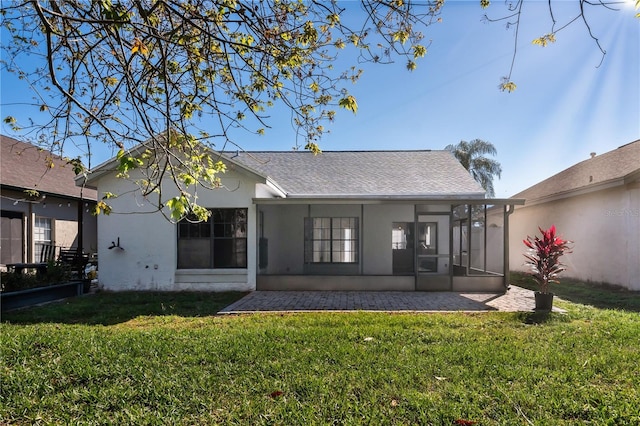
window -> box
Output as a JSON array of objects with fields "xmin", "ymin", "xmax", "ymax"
[
  {"xmin": 177, "ymin": 208, "xmax": 247, "ymax": 269},
  {"xmin": 304, "ymin": 217, "xmax": 358, "ymax": 263},
  {"xmin": 34, "ymin": 217, "xmax": 52, "ymax": 262}
]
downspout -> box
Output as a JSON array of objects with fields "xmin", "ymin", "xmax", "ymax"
[{"xmin": 504, "ymin": 204, "xmax": 515, "ymax": 292}]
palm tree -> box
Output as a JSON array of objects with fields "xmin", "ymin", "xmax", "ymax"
[{"xmin": 445, "ymin": 139, "xmax": 502, "ymax": 197}]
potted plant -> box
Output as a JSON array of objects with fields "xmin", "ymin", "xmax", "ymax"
[{"xmin": 523, "ymin": 225, "xmax": 572, "ymax": 311}]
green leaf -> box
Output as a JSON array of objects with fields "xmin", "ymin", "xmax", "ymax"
[
  {"xmin": 190, "ymin": 204, "xmax": 210, "ymax": 222},
  {"xmin": 500, "ymin": 81, "xmax": 517, "ymax": 93},
  {"xmin": 116, "ymin": 149, "xmax": 144, "ymax": 176},
  {"xmin": 179, "ymin": 173, "xmax": 197, "ymax": 186},
  {"xmin": 165, "ymin": 196, "xmax": 187, "ymax": 221},
  {"xmin": 305, "ymin": 142, "xmax": 321, "ymax": 155},
  {"xmin": 532, "ymin": 33, "xmax": 556, "ymax": 47},
  {"xmin": 338, "ymin": 95, "xmax": 358, "ymax": 113},
  {"xmin": 412, "ymin": 45, "xmax": 427, "ymax": 59},
  {"xmin": 24, "ymin": 189, "xmax": 40, "ymax": 198},
  {"xmin": 66, "ymin": 157, "xmax": 86, "ymax": 175},
  {"xmin": 93, "ymin": 200, "xmax": 112, "ymax": 216},
  {"xmin": 392, "ymin": 30, "xmax": 409, "ymax": 44}
]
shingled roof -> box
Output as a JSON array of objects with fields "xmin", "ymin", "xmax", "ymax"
[
  {"xmin": 1, "ymin": 135, "xmax": 97, "ymax": 200},
  {"xmin": 512, "ymin": 140, "xmax": 640, "ymax": 203},
  {"xmin": 227, "ymin": 150, "xmax": 485, "ymax": 197}
]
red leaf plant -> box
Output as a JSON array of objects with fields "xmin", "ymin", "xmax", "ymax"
[{"xmin": 523, "ymin": 225, "xmax": 573, "ymax": 294}]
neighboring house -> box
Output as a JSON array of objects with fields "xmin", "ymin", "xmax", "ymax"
[
  {"xmin": 82, "ymin": 149, "xmax": 523, "ymax": 292},
  {"xmin": 0, "ymin": 135, "xmax": 97, "ymax": 267},
  {"xmin": 509, "ymin": 140, "xmax": 640, "ymax": 291}
]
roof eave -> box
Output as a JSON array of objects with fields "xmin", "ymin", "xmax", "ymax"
[
  {"xmin": 253, "ymin": 195, "xmax": 524, "ymax": 205},
  {"xmin": 516, "ymin": 177, "xmax": 629, "ymax": 207},
  {"xmin": 285, "ymin": 193, "xmax": 486, "ymax": 199},
  {"xmin": 1, "ymin": 183, "xmax": 97, "ymax": 202},
  {"xmin": 79, "ymin": 143, "xmax": 273, "ymax": 187}
]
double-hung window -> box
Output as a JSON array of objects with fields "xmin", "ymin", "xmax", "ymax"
[
  {"xmin": 34, "ymin": 217, "xmax": 52, "ymax": 262},
  {"xmin": 304, "ymin": 217, "xmax": 358, "ymax": 263},
  {"xmin": 177, "ymin": 208, "xmax": 247, "ymax": 269}
]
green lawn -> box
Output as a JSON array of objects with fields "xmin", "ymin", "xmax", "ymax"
[
  {"xmin": 510, "ymin": 271, "xmax": 640, "ymax": 312},
  {"xmin": 2, "ymin": 288, "xmax": 639, "ymax": 425}
]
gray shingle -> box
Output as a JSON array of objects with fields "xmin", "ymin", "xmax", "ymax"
[
  {"xmin": 512, "ymin": 140, "xmax": 640, "ymax": 202},
  {"xmin": 226, "ymin": 150, "xmax": 485, "ymax": 197}
]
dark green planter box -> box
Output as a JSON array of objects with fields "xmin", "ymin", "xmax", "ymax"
[{"xmin": 1, "ymin": 281, "xmax": 85, "ymax": 312}]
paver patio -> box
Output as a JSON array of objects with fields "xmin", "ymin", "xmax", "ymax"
[{"xmin": 220, "ymin": 285, "xmax": 565, "ymax": 313}]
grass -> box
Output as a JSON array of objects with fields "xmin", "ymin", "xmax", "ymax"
[
  {"xmin": 0, "ymin": 291, "xmax": 246, "ymax": 325},
  {"xmin": 510, "ymin": 271, "xmax": 640, "ymax": 312},
  {"xmin": 2, "ymin": 288, "xmax": 639, "ymax": 425}
]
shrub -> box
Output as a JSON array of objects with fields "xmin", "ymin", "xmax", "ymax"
[
  {"xmin": 1, "ymin": 261, "xmax": 71, "ymax": 293},
  {"xmin": 523, "ymin": 225, "xmax": 573, "ymax": 294}
]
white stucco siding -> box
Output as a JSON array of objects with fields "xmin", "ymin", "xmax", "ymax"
[
  {"xmin": 259, "ymin": 204, "xmax": 363, "ymax": 275},
  {"xmin": 258, "ymin": 204, "xmax": 306, "ymax": 275},
  {"xmin": 510, "ymin": 185, "xmax": 640, "ymax": 290},
  {"xmin": 362, "ymin": 204, "xmax": 414, "ymax": 275},
  {"xmin": 95, "ymin": 169, "xmax": 259, "ymax": 291},
  {"xmin": 258, "ymin": 203, "xmax": 416, "ymax": 277},
  {"xmin": 626, "ymin": 183, "xmax": 640, "ymax": 290},
  {"xmin": 95, "ymin": 172, "xmax": 176, "ymax": 291}
]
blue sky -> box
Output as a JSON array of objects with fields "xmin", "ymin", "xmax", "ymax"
[{"xmin": 1, "ymin": 1, "xmax": 638, "ymax": 197}]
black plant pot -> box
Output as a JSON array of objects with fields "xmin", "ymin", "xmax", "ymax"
[{"xmin": 534, "ymin": 291, "xmax": 554, "ymax": 311}]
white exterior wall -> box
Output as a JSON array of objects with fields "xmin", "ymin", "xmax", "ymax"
[
  {"xmin": 95, "ymin": 169, "xmax": 259, "ymax": 292},
  {"xmin": 363, "ymin": 204, "xmax": 414, "ymax": 275},
  {"xmin": 259, "ymin": 204, "xmax": 306, "ymax": 275},
  {"xmin": 259, "ymin": 203, "xmax": 415, "ymax": 276},
  {"xmin": 510, "ymin": 184, "xmax": 640, "ymax": 290},
  {"xmin": 259, "ymin": 204, "xmax": 363, "ymax": 275}
]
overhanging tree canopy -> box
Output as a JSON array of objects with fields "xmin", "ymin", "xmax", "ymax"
[
  {"xmin": 1, "ymin": 0, "xmax": 636, "ymax": 220},
  {"xmin": 2, "ymin": 0, "xmax": 443, "ymax": 220}
]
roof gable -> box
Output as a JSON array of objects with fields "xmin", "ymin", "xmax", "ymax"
[
  {"xmin": 229, "ymin": 150, "xmax": 485, "ymax": 197},
  {"xmin": 1, "ymin": 135, "xmax": 97, "ymax": 200},
  {"xmin": 512, "ymin": 140, "xmax": 640, "ymax": 202}
]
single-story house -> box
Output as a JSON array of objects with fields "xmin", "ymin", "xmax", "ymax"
[
  {"xmin": 0, "ymin": 135, "xmax": 98, "ymax": 267},
  {"xmin": 82, "ymin": 148, "xmax": 523, "ymax": 292},
  {"xmin": 509, "ymin": 140, "xmax": 639, "ymax": 291}
]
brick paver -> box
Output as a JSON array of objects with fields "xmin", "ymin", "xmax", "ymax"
[{"xmin": 220, "ymin": 285, "xmax": 565, "ymax": 314}]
